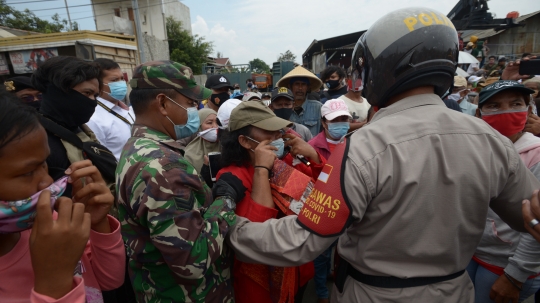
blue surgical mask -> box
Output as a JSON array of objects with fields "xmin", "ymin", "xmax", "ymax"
[
  {"xmin": 247, "ymin": 137, "xmax": 285, "ymax": 159},
  {"xmin": 165, "ymin": 96, "xmax": 200, "ymax": 140},
  {"xmin": 327, "ymin": 122, "xmax": 350, "ymax": 140},
  {"xmin": 105, "ymin": 81, "xmax": 127, "ymax": 101}
]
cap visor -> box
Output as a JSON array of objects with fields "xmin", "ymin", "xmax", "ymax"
[
  {"xmin": 252, "ymin": 116, "xmax": 293, "ymax": 131},
  {"xmin": 325, "ymin": 110, "xmax": 352, "ymax": 121},
  {"xmin": 271, "ymin": 94, "xmax": 294, "ymax": 102},
  {"xmin": 480, "ymin": 86, "xmax": 535, "ymax": 104},
  {"xmin": 213, "ymin": 83, "xmax": 234, "ymax": 90}
]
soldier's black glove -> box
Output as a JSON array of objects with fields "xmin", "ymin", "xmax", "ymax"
[{"xmin": 212, "ymin": 172, "xmax": 246, "ymax": 203}]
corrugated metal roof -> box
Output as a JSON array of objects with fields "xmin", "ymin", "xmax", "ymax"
[{"xmin": 461, "ymin": 9, "xmax": 540, "ymax": 40}]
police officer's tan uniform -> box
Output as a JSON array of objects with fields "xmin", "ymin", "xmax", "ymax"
[
  {"xmin": 228, "ymin": 8, "xmax": 540, "ymax": 303},
  {"xmin": 228, "ymin": 93, "xmax": 540, "ymax": 302}
]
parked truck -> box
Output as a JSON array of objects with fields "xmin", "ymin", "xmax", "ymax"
[{"xmin": 252, "ymin": 73, "xmax": 273, "ymax": 92}]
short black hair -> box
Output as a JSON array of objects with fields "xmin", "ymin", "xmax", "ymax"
[
  {"xmin": 488, "ymin": 55, "xmax": 496, "ymax": 60},
  {"xmin": 499, "ymin": 57, "xmax": 507, "ymax": 62},
  {"xmin": 31, "ymin": 56, "xmax": 101, "ymax": 93},
  {"xmin": 94, "ymin": 58, "xmax": 121, "ymax": 79},
  {"xmin": 0, "ymin": 90, "xmax": 40, "ymax": 154},
  {"xmin": 220, "ymin": 125, "xmax": 252, "ymax": 168},
  {"xmin": 129, "ymin": 88, "xmax": 177, "ymax": 115},
  {"xmin": 522, "ymin": 53, "xmax": 532, "ymax": 59},
  {"xmin": 320, "ymin": 66, "xmax": 346, "ymax": 82}
]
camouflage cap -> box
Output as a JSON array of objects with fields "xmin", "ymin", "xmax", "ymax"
[{"xmin": 130, "ymin": 60, "xmax": 212, "ymax": 101}]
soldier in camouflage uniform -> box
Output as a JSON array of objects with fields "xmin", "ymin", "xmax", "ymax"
[{"xmin": 116, "ymin": 61, "xmax": 241, "ymax": 303}]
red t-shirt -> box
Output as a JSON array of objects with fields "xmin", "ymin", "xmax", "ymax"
[{"xmin": 217, "ymin": 153, "xmax": 326, "ymax": 303}]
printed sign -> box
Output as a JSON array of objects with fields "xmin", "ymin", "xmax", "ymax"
[
  {"xmin": 297, "ymin": 140, "xmax": 351, "ymax": 237},
  {"xmin": 0, "ymin": 53, "xmax": 9, "ymax": 75},
  {"xmin": 9, "ymin": 48, "xmax": 58, "ymax": 74}
]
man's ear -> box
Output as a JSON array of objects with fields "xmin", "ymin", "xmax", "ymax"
[
  {"xmin": 156, "ymin": 93, "xmax": 169, "ymax": 116},
  {"xmin": 475, "ymin": 107, "xmax": 481, "ymax": 118}
]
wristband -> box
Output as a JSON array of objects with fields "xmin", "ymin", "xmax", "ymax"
[
  {"xmin": 504, "ymin": 272, "xmax": 522, "ymax": 291},
  {"xmin": 254, "ymin": 166, "xmax": 274, "ymax": 178}
]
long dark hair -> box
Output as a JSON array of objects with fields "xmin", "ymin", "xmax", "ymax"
[
  {"xmin": 220, "ymin": 125, "xmax": 252, "ymax": 168},
  {"xmin": 0, "ymin": 90, "xmax": 40, "ymax": 154}
]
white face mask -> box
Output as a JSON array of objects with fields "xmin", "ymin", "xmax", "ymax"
[
  {"xmin": 448, "ymin": 90, "xmax": 465, "ymax": 102},
  {"xmin": 199, "ymin": 128, "xmax": 218, "ymax": 142}
]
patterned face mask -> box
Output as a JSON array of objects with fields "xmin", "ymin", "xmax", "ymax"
[{"xmin": 0, "ymin": 176, "xmax": 68, "ymax": 233}]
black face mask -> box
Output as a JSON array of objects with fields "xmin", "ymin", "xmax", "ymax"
[
  {"xmin": 326, "ymin": 79, "xmax": 341, "ymax": 90},
  {"xmin": 210, "ymin": 92, "xmax": 230, "ymax": 107},
  {"xmin": 25, "ymin": 101, "xmax": 42, "ymax": 111},
  {"xmin": 274, "ymin": 108, "xmax": 294, "ymax": 121},
  {"xmin": 39, "ymin": 84, "xmax": 97, "ymax": 131}
]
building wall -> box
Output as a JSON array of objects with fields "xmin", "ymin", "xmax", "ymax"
[
  {"xmin": 91, "ymin": 0, "xmax": 191, "ymax": 39},
  {"xmin": 142, "ymin": 33, "xmax": 170, "ymax": 61},
  {"xmin": 477, "ymin": 14, "xmax": 540, "ymax": 60}
]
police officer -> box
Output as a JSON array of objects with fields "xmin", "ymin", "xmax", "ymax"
[
  {"xmin": 116, "ymin": 61, "xmax": 241, "ymax": 302},
  {"xmin": 224, "ymin": 7, "xmax": 540, "ymax": 302}
]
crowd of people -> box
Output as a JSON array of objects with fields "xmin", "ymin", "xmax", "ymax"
[{"xmin": 2, "ymin": 6, "xmax": 540, "ymax": 303}]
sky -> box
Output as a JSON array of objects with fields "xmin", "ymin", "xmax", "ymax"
[{"xmin": 7, "ymin": 0, "xmax": 540, "ymax": 67}]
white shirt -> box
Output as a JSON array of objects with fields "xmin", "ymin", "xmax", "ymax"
[
  {"xmin": 339, "ymin": 95, "xmax": 371, "ymax": 123},
  {"xmin": 467, "ymin": 62, "xmax": 479, "ymax": 75},
  {"xmin": 87, "ymin": 97, "xmax": 134, "ymax": 160}
]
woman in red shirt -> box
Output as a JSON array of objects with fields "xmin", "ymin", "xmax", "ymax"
[{"xmin": 217, "ymin": 101, "xmax": 326, "ymax": 303}]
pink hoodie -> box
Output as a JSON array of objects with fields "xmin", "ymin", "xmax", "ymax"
[
  {"xmin": 0, "ymin": 215, "xmax": 125, "ymax": 303},
  {"xmin": 515, "ymin": 132, "xmax": 540, "ymax": 171}
]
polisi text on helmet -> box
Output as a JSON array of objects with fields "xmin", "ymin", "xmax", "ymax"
[{"xmin": 403, "ymin": 11, "xmax": 455, "ymax": 32}]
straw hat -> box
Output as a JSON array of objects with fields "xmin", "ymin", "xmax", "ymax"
[{"xmin": 276, "ymin": 66, "xmax": 323, "ymax": 91}]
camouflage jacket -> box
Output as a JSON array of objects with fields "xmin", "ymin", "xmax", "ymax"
[{"xmin": 116, "ymin": 125, "xmax": 235, "ymax": 303}]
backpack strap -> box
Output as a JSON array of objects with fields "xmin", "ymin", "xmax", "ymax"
[{"xmin": 38, "ymin": 115, "xmax": 83, "ymax": 149}]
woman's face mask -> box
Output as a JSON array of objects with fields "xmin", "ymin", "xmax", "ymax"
[
  {"xmin": 246, "ymin": 136, "xmax": 285, "ymax": 159},
  {"xmin": 0, "ymin": 176, "xmax": 68, "ymax": 233},
  {"xmin": 199, "ymin": 128, "xmax": 218, "ymax": 142}
]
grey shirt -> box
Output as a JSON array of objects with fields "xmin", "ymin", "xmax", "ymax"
[
  {"xmin": 228, "ymin": 94, "xmax": 540, "ymax": 302},
  {"xmin": 291, "ymin": 122, "xmax": 313, "ymax": 142}
]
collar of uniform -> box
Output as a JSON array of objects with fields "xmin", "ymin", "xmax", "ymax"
[
  {"xmin": 131, "ymin": 124, "xmax": 183, "ymax": 150},
  {"xmin": 97, "ymin": 96, "xmax": 118, "ymax": 110},
  {"xmin": 370, "ymin": 94, "xmax": 444, "ymax": 123}
]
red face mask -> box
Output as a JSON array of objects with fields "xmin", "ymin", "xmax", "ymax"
[{"xmin": 481, "ymin": 108, "xmax": 528, "ymax": 137}]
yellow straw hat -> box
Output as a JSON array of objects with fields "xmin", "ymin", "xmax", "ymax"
[{"xmin": 276, "ymin": 66, "xmax": 323, "ymax": 91}]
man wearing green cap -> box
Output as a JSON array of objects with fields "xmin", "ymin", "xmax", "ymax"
[{"xmin": 116, "ymin": 61, "xmax": 241, "ymax": 303}]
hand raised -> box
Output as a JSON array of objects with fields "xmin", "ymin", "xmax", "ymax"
[{"xmin": 30, "ymin": 192, "xmax": 90, "ymax": 299}]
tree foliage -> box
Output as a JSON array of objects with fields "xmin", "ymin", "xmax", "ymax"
[
  {"xmin": 249, "ymin": 58, "xmax": 270, "ymax": 74},
  {"xmin": 0, "ymin": 0, "xmax": 75, "ymax": 33},
  {"xmin": 167, "ymin": 17, "xmax": 213, "ymax": 75},
  {"xmin": 277, "ymin": 50, "xmax": 296, "ymax": 63}
]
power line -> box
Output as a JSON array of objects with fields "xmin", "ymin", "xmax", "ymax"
[
  {"xmin": 5, "ymin": 0, "xmax": 178, "ymax": 23},
  {"xmin": 71, "ymin": 0, "xmax": 178, "ymax": 21},
  {"xmin": 12, "ymin": 0, "xmax": 126, "ymax": 12},
  {"xmin": 4, "ymin": 0, "xmax": 61, "ymax": 4}
]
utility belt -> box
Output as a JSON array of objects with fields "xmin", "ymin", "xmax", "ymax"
[{"xmin": 335, "ymin": 260, "xmax": 465, "ymax": 292}]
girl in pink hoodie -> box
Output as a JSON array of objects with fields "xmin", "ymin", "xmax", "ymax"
[{"xmin": 0, "ymin": 94, "xmax": 125, "ymax": 302}]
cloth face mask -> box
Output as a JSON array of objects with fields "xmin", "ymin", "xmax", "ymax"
[
  {"xmin": 0, "ymin": 176, "xmax": 68, "ymax": 233},
  {"xmin": 481, "ymin": 107, "xmax": 528, "ymax": 137}
]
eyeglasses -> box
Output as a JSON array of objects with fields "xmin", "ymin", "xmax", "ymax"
[{"xmin": 20, "ymin": 94, "xmax": 43, "ymax": 103}]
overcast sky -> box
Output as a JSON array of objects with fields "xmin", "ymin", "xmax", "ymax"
[{"xmin": 8, "ymin": 0, "xmax": 540, "ymax": 67}]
